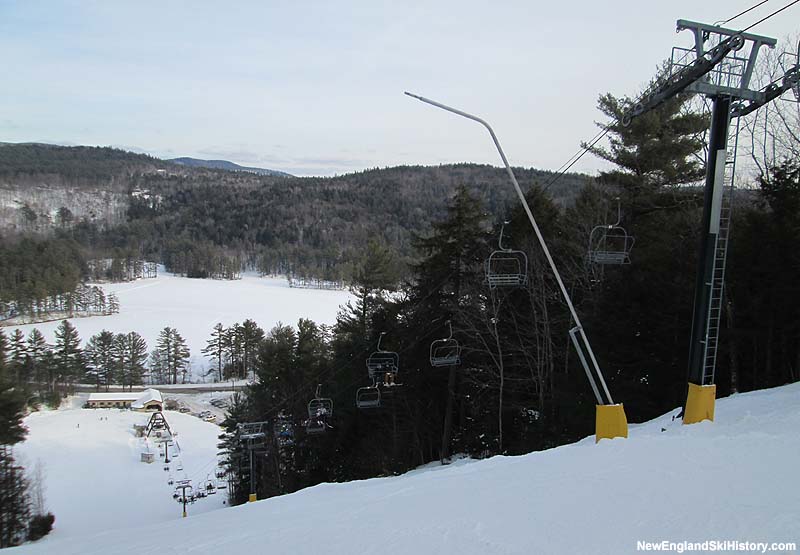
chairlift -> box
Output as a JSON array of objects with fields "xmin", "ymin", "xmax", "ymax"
[
  {"xmin": 366, "ymin": 332, "xmax": 399, "ymax": 381},
  {"xmin": 306, "ymin": 385, "xmax": 334, "ymax": 435},
  {"xmin": 356, "ymin": 386, "xmax": 381, "ymax": 409},
  {"xmin": 430, "ymin": 320, "xmax": 461, "ymax": 367},
  {"xmin": 215, "ymin": 469, "xmax": 225, "ymax": 479},
  {"xmin": 275, "ymin": 414, "xmax": 294, "ymax": 447},
  {"xmin": 205, "ymin": 477, "xmax": 217, "ymax": 495},
  {"xmin": 588, "ymin": 198, "xmax": 634, "ymax": 265},
  {"xmin": 485, "ymin": 222, "xmax": 528, "ymax": 289}
]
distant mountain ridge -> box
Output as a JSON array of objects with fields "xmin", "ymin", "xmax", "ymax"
[{"xmin": 168, "ymin": 157, "xmax": 293, "ymax": 177}]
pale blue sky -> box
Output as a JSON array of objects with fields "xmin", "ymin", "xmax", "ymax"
[{"xmin": 1, "ymin": 1, "xmax": 797, "ymax": 176}]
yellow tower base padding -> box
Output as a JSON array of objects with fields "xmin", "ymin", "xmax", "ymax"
[
  {"xmin": 683, "ymin": 383, "xmax": 716, "ymax": 425},
  {"xmin": 248, "ymin": 493, "xmax": 257, "ymax": 503},
  {"xmin": 595, "ymin": 403, "xmax": 628, "ymax": 443}
]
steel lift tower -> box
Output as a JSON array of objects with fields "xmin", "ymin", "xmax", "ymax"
[
  {"xmin": 238, "ymin": 421, "xmax": 268, "ymax": 503},
  {"xmin": 624, "ymin": 20, "xmax": 798, "ymax": 425}
]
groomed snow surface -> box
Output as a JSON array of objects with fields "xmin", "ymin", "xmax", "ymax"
[
  {"xmin": 7, "ymin": 272, "xmax": 353, "ymax": 376},
  {"xmin": 10, "ymin": 383, "xmax": 800, "ymax": 554},
  {"xmin": 14, "ymin": 398, "xmax": 226, "ymax": 544}
]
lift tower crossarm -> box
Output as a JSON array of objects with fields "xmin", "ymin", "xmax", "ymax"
[{"xmin": 678, "ymin": 20, "xmax": 776, "ymax": 102}]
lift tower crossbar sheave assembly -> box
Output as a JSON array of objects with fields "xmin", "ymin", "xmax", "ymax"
[{"xmin": 405, "ymin": 92, "xmax": 627, "ymax": 442}]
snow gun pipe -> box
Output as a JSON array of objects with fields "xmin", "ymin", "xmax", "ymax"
[{"xmin": 404, "ymin": 91, "xmax": 615, "ymax": 406}]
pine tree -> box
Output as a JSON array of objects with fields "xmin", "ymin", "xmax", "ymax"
[
  {"xmin": 151, "ymin": 327, "xmax": 190, "ymax": 385},
  {"xmin": 85, "ymin": 330, "xmax": 116, "ymax": 390},
  {"xmin": 224, "ymin": 324, "xmax": 243, "ymax": 379},
  {"xmin": 0, "ymin": 372, "xmax": 30, "ymax": 548},
  {"xmin": 114, "ymin": 332, "xmax": 148, "ymax": 390},
  {"xmin": 0, "ymin": 331, "xmax": 7, "ymax": 382},
  {"xmin": 586, "ymin": 87, "xmax": 707, "ymax": 198},
  {"xmin": 407, "ymin": 185, "xmax": 487, "ymax": 461},
  {"xmin": 239, "ymin": 319, "xmax": 264, "ymax": 380},
  {"xmin": 0, "ymin": 447, "xmax": 30, "ymax": 548},
  {"xmin": 335, "ymin": 239, "xmax": 398, "ymax": 344},
  {"xmin": 25, "ymin": 330, "xmax": 49, "ymax": 396},
  {"xmin": 107, "ymin": 293, "xmax": 120, "ymax": 315},
  {"xmin": 8, "ymin": 331, "xmax": 26, "ymax": 385},
  {"xmin": 202, "ymin": 323, "xmax": 227, "ymax": 382},
  {"xmin": 53, "ymin": 320, "xmax": 82, "ymax": 387},
  {"xmin": 254, "ymin": 324, "xmax": 298, "ymax": 407}
]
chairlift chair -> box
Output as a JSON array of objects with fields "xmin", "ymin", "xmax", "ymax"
[
  {"xmin": 430, "ymin": 320, "xmax": 461, "ymax": 367},
  {"xmin": 275, "ymin": 414, "xmax": 295, "ymax": 446},
  {"xmin": 306, "ymin": 385, "xmax": 334, "ymax": 434},
  {"xmin": 485, "ymin": 222, "xmax": 528, "ymax": 289},
  {"xmin": 216, "ymin": 479, "xmax": 228, "ymax": 489},
  {"xmin": 356, "ymin": 386, "xmax": 381, "ymax": 409},
  {"xmin": 587, "ymin": 198, "xmax": 634, "ymax": 265},
  {"xmin": 366, "ymin": 332, "xmax": 399, "ymax": 381}
]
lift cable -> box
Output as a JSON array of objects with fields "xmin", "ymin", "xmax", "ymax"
[
  {"xmin": 740, "ymin": 0, "xmax": 799, "ymax": 31},
  {"xmin": 722, "ymin": 0, "xmax": 770, "ymax": 25},
  {"xmin": 541, "ymin": 0, "xmax": 797, "ymax": 194}
]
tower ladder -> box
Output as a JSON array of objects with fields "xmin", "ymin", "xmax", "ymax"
[{"xmin": 701, "ymin": 111, "xmax": 740, "ymax": 385}]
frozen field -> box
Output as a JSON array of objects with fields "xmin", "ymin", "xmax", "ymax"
[
  {"xmin": 6, "ymin": 273, "xmax": 352, "ymax": 375},
  {"xmin": 14, "ymin": 401, "xmax": 227, "ymax": 541},
  {"xmin": 11, "ymin": 383, "xmax": 800, "ymax": 554}
]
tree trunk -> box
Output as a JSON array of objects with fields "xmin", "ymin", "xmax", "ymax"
[
  {"xmin": 726, "ymin": 300, "xmax": 739, "ymax": 393},
  {"xmin": 440, "ymin": 365, "xmax": 458, "ymax": 463}
]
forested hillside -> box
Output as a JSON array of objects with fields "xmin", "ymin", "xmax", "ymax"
[{"xmin": 0, "ymin": 143, "xmax": 593, "ymax": 282}]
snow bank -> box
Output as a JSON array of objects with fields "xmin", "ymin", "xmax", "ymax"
[{"xmin": 10, "ymin": 383, "xmax": 800, "ymax": 554}]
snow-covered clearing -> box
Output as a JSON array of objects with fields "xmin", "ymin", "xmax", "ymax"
[
  {"xmin": 11, "ymin": 383, "xmax": 800, "ymax": 554},
  {"xmin": 6, "ymin": 273, "xmax": 352, "ymax": 374},
  {"xmin": 14, "ymin": 402, "xmax": 226, "ymax": 542}
]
